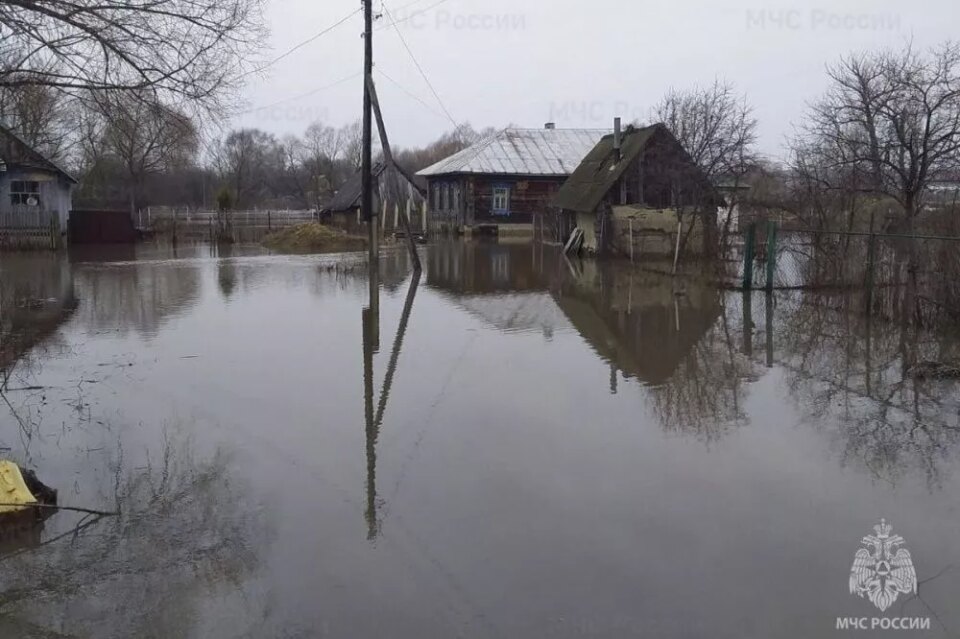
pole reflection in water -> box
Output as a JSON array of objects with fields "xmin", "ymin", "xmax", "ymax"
[
  {"xmin": 362, "ymin": 263, "xmax": 420, "ymax": 540},
  {"xmin": 765, "ymin": 292, "xmax": 774, "ymax": 368}
]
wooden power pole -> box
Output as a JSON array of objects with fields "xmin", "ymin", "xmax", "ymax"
[{"xmin": 362, "ymin": 0, "xmax": 377, "ymax": 264}]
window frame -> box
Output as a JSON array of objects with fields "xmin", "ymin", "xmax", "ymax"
[
  {"xmin": 492, "ymin": 185, "xmax": 511, "ymax": 215},
  {"xmin": 9, "ymin": 180, "xmax": 41, "ymax": 206}
]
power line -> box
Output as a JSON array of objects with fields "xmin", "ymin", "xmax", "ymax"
[
  {"xmin": 239, "ymin": 8, "xmax": 361, "ymax": 81},
  {"xmin": 376, "ymin": 68, "xmax": 448, "ymax": 121},
  {"xmin": 379, "ymin": 1, "xmax": 459, "ymax": 129},
  {"xmin": 237, "ymin": 71, "xmax": 362, "ymax": 115},
  {"xmin": 374, "ymin": 0, "xmax": 453, "ymax": 31}
]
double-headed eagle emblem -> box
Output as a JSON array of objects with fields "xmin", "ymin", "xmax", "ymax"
[{"xmin": 849, "ymin": 519, "xmax": 917, "ymax": 612}]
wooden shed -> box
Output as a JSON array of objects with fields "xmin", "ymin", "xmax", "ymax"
[
  {"xmin": 322, "ymin": 161, "xmax": 427, "ymax": 235},
  {"xmin": 552, "ymin": 122, "xmax": 724, "ymax": 256}
]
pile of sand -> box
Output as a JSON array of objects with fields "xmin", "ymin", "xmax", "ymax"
[{"xmin": 262, "ymin": 223, "xmax": 367, "ymax": 254}]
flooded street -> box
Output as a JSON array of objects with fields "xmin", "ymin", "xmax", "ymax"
[{"xmin": 1, "ymin": 241, "xmax": 960, "ymax": 638}]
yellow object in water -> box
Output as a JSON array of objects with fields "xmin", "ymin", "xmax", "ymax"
[{"xmin": 0, "ymin": 460, "xmax": 38, "ymax": 514}]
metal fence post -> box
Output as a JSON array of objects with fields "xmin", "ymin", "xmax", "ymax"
[{"xmin": 743, "ymin": 222, "xmax": 756, "ymax": 289}]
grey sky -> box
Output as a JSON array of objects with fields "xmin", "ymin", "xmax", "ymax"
[{"xmin": 233, "ymin": 0, "xmax": 959, "ymax": 161}]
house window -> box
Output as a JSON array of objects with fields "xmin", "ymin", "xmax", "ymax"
[
  {"xmin": 10, "ymin": 180, "xmax": 41, "ymax": 206},
  {"xmin": 432, "ymin": 184, "xmax": 441, "ymax": 212},
  {"xmin": 492, "ymin": 185, "xmax": 510, "ymax": 215},
  {"xmin": 443, "ymin": 184, "xmax": 450, "ymax": 211}
]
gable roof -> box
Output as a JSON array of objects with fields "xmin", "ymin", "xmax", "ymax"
[
  {"xmin": 0, "ymin": 124, "xmax": 76, "ymax": 183},
  {"xmin": 553, "ymin": 123, "xmax": 722, "ymax": 213},
  {"xmin": 552, "ymin": 124, "xmax": 662, "ymax": 213},
  {"xmin": 325, "ymin": 161, "xmax": 426, "ymax": 212},
  {"xmin": 416, "ymin": 128, "xmax": 610, "ymax": 178}
]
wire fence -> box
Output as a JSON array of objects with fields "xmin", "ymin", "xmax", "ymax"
[{"xmin": 725, "ymin": 221, "xmax": 960, "ymax": 324}]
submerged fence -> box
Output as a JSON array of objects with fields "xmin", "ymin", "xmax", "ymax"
[
  {"xmin": 0, "ymin": 208, "xmax": 62, "ymax": 249},
  {"xmin": 728, "ymin": 221, "xmax": 960, "ymax": 324}
]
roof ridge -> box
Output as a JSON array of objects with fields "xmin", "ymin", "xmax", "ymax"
[{"xmin": 0, "ymin": 122, "xmax": 77, "ymax": 182}]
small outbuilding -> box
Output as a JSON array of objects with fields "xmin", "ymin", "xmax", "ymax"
[
  {"xmin": 322, "ymin": 161, "xmax": 426, "ymax": 235},
  {"xmin": 0, "ymin": 125, "xmax": 76, "ymax": 248},
  {"xmin": 552, "ymin": 121, "xmax": 723, "ymax": 256}
]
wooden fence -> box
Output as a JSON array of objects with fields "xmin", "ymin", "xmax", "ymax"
[{"xmin": 0, "ymin": 208, "xmax": 62, "ymax": 250}]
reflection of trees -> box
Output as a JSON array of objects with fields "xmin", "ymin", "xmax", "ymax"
[
  {"xmin": 648, "ymin": 306, "xmax": 757, "ymax": 443},
  {"xmin": 72, "ymin": 259, "xmax": 201, "ymax": 337},
  {"xmin": 0, "ymin": 436, "xmax": 271, "ymax": 638},
  {"xmin": 774, "ymin": 291, "xmax": 960, "ymax": 486}
]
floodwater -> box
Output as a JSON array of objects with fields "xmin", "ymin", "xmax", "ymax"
[{"xmin": 1, "ymin": 241, "xmax": 959, "ymax": 638}]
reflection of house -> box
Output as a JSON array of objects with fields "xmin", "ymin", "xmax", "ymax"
[
  {"xmin": 552, "ymin": 122, "xmax": 723, "ymax": 255},
  {"xmin": 0, "ymin": 125, "xmax": 76, "ymax": 248},
  {"xmin": 417, "ymin": 125, "xmax": 608, "ymax": 237},
  {"xmin": 426, "ymin": 241, "xmax": 552, "ymax": 295},
  {"xmin": 322, "ymin": 161, "xmax": 426, "ymax": 235},
  {"xmin": 426, "ymin": 241, "xmax": 569, "ymax": 334},
  {"xmin": 553, "ymin": 263, "xmax": 721, "ymax": 386},
  {"xmin": 0, "ymin": 254, "xmax": 76, "ymax": 373}
]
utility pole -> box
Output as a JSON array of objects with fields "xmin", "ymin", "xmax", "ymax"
[{"xmin": 362, "ymin": 0, "xmax": 378, "ymax": 264}]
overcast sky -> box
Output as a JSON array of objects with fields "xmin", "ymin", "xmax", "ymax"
[{"xmin": 232, "ymin": 0, "xmax": 959, "ymax": 161}]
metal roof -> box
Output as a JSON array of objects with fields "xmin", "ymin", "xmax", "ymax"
[{"xmin": 416, "ymin": 128, "xmax": 611, "ymax": 178}]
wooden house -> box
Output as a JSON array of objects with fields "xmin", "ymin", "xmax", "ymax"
[
  {"xmin": 552, "ymin": 122, "xmax": 723, "ymax": 256},
  {"xmin": 322, "ymin": 161, "xmax": 427, "ymax": 235},
  {"xmin": 0, "ymin": 125, "xmax": 76, "ymax": 248},
  {"xmin": 416, "ymin": 125, "xmax": 609, "ymax": 237}
]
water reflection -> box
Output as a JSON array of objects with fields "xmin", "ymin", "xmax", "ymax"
[
  {"xmin": 72, "ymin": 252, "xmax": 201, "ymax": 338},
  {"xmin": 774, "ymin": 291, "xmax": 960, "ymax": 487},
  {"xmin": 363, "ymin": 268, "xmax": 421, "ymax": 540},
  {"xmin": 0, "ymin": 432, "xmax": 271, "ymax": 638},
  {"xmin": 2, "ymin": 241, "xmax": 960, "ymax": 637},
  {"xmin": 0, "ymin": 254, "xmax": 76, "ymax": 380}
]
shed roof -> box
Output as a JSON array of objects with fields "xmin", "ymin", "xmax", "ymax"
[
  {"xmin": 0, "ymin": 124, "xmax": 77, "ymax": 183},
  {"xmin": 416, "ymin": 128, "xmax": 610, "ymax": 178}
]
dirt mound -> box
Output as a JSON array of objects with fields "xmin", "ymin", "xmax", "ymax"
[{"xmin": 262, "ymin": 223, "xmax": 367, "ymax": 254}]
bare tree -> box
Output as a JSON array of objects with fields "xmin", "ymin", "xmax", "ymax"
[
  {"xmin": 800, "ymin": 42, "xmax": 960, "ymax": 223},
  {"xmin": 0, "ymin": 0, "xmax": 264, "ymax": 112},
  {"xmin": 93, "ymin": 92, "xmax": 198, "ymax": 214},
  {"xmin": 651, "ymin": 80, "xmax": 758, "ymax": 257},
  {"xmin": 301, "ymin": 122, "xmax": 345, "ymax": 208},
  {"xmin": 0, "ymin": 85, "xmax": 73, "ymax": 159},
  {"xmin": 213, "ymin": 128, "xmax": 283, "ymax": 209},
  {"xmin": 652, "ymin": 79, "xmax": 758, "ymax": 183},
  {"xmin": 339, "ymin": 119, "xmax": 364, "ymax": 171}
]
